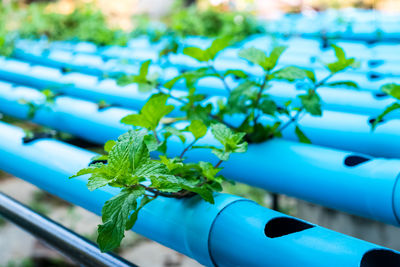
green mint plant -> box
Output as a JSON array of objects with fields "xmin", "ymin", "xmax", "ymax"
[
  {"xmin": 118, "ymin": 37, "xmax": 359, "ymax": 144},
  {"xmin": 71, "ymin": 93, "xmax": 247, "ymax": 252},
  {"xmin": 71, "ymin": 37, "xmax": 358, "ymax": 252},
  {"xmin": 371, "ymin": 83, "xmax": 400, "ymax": 130}
]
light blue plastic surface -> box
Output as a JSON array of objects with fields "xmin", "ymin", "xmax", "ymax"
[
  {"xmin": 0, "ymin": 121, "xmax": 399, "ymax": 266},
  {"xmin": 1, "ymin": 82, "xmax": 400, "ymax": 225}
]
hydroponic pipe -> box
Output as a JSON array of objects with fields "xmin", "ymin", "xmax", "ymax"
[
  {"xmin": 0, "ymin": 57, "xmax": 397, "ymax": 119},
  {"xmin": 2, "ymin": 83, "xmax": 400, "ymax": 225},
  {"xmin": 0, "ymin": 192, "xmax": 137, "ymax": 267},
  {"xmin": 0, "ymin": 58, "xmax": 182, "ymax": 115},
  {"xmin": 14, "ymin": 43, "xmax": 400, "ymax": 90},
  {"xmin": 0, "ymin": 121, "xmax": 399, "ymax": 267},
  {"xmin": 2, "ymin": 81, "xmax": 400, "ymax": 158}
]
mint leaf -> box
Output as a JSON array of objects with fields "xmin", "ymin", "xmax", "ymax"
[
  {"xmin": 104, "ymin": 140, "xmax": 116, "ymax": 152},
  {"xmin": 382, "ymin": 83, "xmax": 400, "ymax": 100},
  {"xmin": 265, "ymin": 46, "xmax": 287, "ymax": 70},
  {"xmin": 299, "ymin": 91, "xmax": 322, "ymax": 116},
  {"xmin": 183, "ymin": 47, "xmax": 208, "ymax": 62},
  {"xmin": 259, "ymin": 97, "xmax": 277, "ymax": 115},
  {"xmin": 211, "ymin": 123, "xmax": 247, "ymax": 161},
  {"xmin": 325, "ymin": 81, "xmax": 359, "ymax": 89},
  {"xmin": 183, "ymin": 36, "xmax": 232, "ymax": 62},
  {"xmin": 325, "ymin": 44, "xmax": 359, "ymax": 74},
  {"xmin": 295, "ymin": 126, "xmax": 311, "ymax": 144},
  {"xmin": 224, "ymin": 69, "xmax": 248, "ymax": 79},
  {"xmin": 206, "ymin": 36, "xmax": 232, "ymax": 60},
  {"xmin": 272, "ymin": 66, "xmax": 310, "ymax": 82},
  {"xmin": 238, "ymin": 47, "xmax": 268, "ymax": 68},
  {"xmin": 98, "ymin": 187, "xmax": 145, "ymax": 252},
  {"xmin": 187, "ymin": 120, "xmax": 207, "ymax": 140},
  {"xmin": 163, "ymin": 126, "xmax": 186, "ymax": 143},
  {"xmin": 239, "ymin": 46, "xmax": 286, "ymax": 71},
  {"xmin": 117, "ymin": 60, "xmax": 157, "ymax": 92},
  {"xmin": 121, "ymin": 94, "xmax": 174, "ymax": 130},
  {"xmin": 125, "ymin": 195, "xmax": 154, "ymax": 230},
  {"xmin": 371, "ymin": 102, "xmax": 400, "ymax": 130},
  {"xmin": 199, "ymin": 161, "xmax": 222, "ymax": 181}
]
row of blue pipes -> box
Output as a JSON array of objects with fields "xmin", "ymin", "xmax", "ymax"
[
  {"xmin": 1, "ymin": 80, "xmax": 400, "ymax": 227},
  {"xmin": 0, "ymin": 57, "xmax": 399, "ymax": 120},
  {"xmin": 0, "ymin": 111, "xmax": 400, "ymax": 266}
]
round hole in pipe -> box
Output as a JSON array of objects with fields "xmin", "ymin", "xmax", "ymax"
[
  {"xmin": 344, "ymin": 155, "xmax": 371, "ymax": 167},
  {"xmin": 360, "ymin": 249, "xmax": 400, "ymax": 267},
  {"xmin": 368, "ymin": 60, "xmax": 384, "ymax": 67},
  {"xmin": 264, "ymin": 217, "xmax": 314, "ymax": 238},
  {"xmin": 368, "ymin": 118, "xmax": 385, "ymax": 125},
  {"xmin": 368, "ymin": 72, "xmax": 382, "ymax": 80},
  {"xmin": 373, "ymin": 92, "xmax": 389, "ymax": 99}
]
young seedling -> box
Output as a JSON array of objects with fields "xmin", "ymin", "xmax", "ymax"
[
  {"xmin": 371, "ymin": 83, "xmax": 400, "ymax": 130},
  {"xmin": 71, "ymin": 93, "xmax": 247, "ymax": 252}
]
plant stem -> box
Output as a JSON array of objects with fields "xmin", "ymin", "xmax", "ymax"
[
  {"xmin": 153, "ymin": 129, "xmax": 161, "ymax": 144},
  {"xmin": 139, "ymin": 184, "xmax": 195, "ymax": 199},
  {"xmin": 209, "ymin": 63, "xmax": 231, "ymax": 93},
  {"xmin": 214, "ymin": 159, "xmax": 223, "ymax": 168},
  {"xmin": 180, "ymin": 138, "xmax": 198, "ymax": 158}
]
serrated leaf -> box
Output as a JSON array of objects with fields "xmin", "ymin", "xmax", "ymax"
[
  {"xmin": 121, "ymin": 94, "xmax": 174, "ymax": 130},
  {"xmin": 187, "ymin": 120, "xmax": 208, "ymax": 140},
  {"xmin": 299, "ymin": 92, "xmax": 322, "ymax": 116},
  {"xmin": 159, "ymin": 155, "xmax": 183, "ymax": 171},
  {"xmin": 125, "ymin": 195, "xmax": 154, "ymax": 230},
  {"xmin": 97, "ymin": 187, "xmax": 145, "ymax": 252},
  {"xmin": 199, "ymin": 161, "xmax": 221, "ymax": 181},
  {"xmin": 211, "ymin": 123, "xmax": 247, "ymax": 161}
]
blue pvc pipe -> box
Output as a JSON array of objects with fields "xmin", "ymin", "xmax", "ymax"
[
  {"xmin": 0, "ymin": 57, "xmax": 398, "ymax": 119},
  {"xmin": 2, "ymin": 81, "xmax": 400, "ymax": 158},
  {"xmin": 15, "ymin": 40, "xmax": 400, "ymax": 87},
  {"xmin": 1, "ymin": 82, "xmax": 400, "ymax": 225},
  {"xmin": 0, "ymin": 58, "xmax": 182, "ymax": 115},
  {"xmin": 1, "ymin": 121, "xmax": 398, "ymax": 266}
]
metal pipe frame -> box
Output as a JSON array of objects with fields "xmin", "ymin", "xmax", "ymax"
[{"xmin": 0, "ymin": 192, "xmax": 137, "ymax": 267}]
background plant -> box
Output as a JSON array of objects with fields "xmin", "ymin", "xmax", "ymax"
[
  {"xmin": 371, "ymin": 83, "xmax": 400, "ymax": 129},
  {"xmin": 118, "ymin": 37, "xmax": 359, "ymax": 144}
]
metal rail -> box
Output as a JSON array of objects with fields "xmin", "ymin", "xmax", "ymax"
[{"xmin": 0, "ymin": 192, "xmax": 137, "ymax": 267}]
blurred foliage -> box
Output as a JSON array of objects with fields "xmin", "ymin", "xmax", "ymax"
[
  {"xmin": 0, "ymin": 5, "xmax": 16, "ymax": 56},
  {"xmin": 166, "ymin": 2, "xmax": 264, "ymax": 40},
  {"xmin": 5, "ymin": 2, "xmax": 128, "ymax": 46}
]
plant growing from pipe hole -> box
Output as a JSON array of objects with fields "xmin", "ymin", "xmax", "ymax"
[
  {"xmin": 71, "ymin": 93, "xmax": 248, "ymax": 252},
  {"xmin": 71, "ymin": 38, "xmax": 360, "ymax": 252},
  {"xmin": 118, "ymin": 37, "xmax": 360, "ymax": 143},
  {"xmin": 371, "ymin": 83, "xmax": 400, "ymax": 130}
]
